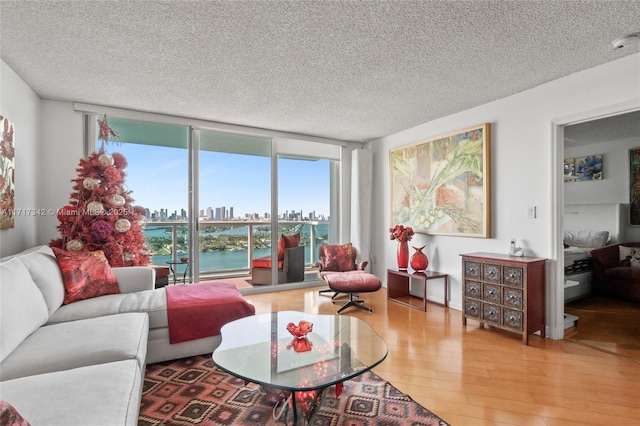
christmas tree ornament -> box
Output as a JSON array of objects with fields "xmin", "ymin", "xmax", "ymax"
[
  {"xmin": 110, "ymin": 194, "xmax": 125, "ymax": 206},
  {"xmin": 66, "ymin": 239, "xmax": 84, "ymax": 252},
  {"xmin": 115, "ymin": 218, "xmax": 131, "ymax": 233},
  {"xmin": 90, "ymin": 220, "xmax": 113, "ymax": 242},
  {"xmin": 112, "ymin": 152, "xmax": 128, "ymax": 169},
  {"xmin": 98, "ymin": 153, "xmax": 114, "ymax": 166},
  {"xmin": 57, "ymin": 205, "xmax": 77, "ymax": 222},
  {"xmin": 86, "ymin": 201, "xmax": 105, "ymax": 215},
  {"xmin": 138, "ymin": 216, "xmax": 147, "ymax": 229},
  {"xmin": 97, "ymin": 114, "xmax": 119, "ymax": 150},
  {"xmin": 83, "ymin": 177, "xmax": 100, "ymax": 190},
  {"xmin": 123, "ymin": 251, "xmax": 135, "ymax": 262}
]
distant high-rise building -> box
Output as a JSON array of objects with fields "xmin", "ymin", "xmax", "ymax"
[{"xmin": 229, "ymin": 207, "xmax": 234, "ymax": 220}]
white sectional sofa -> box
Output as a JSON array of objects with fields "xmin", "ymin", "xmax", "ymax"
[{"xmin": 0, "ymin": 245, "xmax": 227, "ymax": 425}]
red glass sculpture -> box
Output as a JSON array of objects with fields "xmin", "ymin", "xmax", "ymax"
[{"xmin": 286, "ymin": 320, "xmax": 313, "ymax": 338}]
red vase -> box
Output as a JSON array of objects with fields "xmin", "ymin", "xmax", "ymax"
[
  {"xmin": 397, "ymin": 240, "xmax": 409, "ymax": 270},
  {"xmin": 410, "ymin": 246, "xmax": 429, "ymax": 271}
]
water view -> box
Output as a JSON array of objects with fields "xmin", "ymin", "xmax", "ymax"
[{"xmin": 145, "ymin": 222, "xmax": 329, "ymax": 273}]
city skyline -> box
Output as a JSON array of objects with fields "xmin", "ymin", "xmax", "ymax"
[
  {"xmin": 111, "ymin": 142, "xmax": 331, "ymax": 218},
  {"xmin": 144, "ymin": 206, "xmax": 329, "ymax": 222}
]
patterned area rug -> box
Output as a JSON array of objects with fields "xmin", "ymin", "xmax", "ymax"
[{"xmin": 139, "ymin": 355, "xmax": 449, "ymax": 425}]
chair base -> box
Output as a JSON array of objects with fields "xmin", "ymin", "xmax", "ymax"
[
  {"xmin": 332, "ymin": 293, "xmax": 372, "ymax": 313},
  {"xmin": 319, "ymin": 288, "xmax": 346, "ymax": 299}
]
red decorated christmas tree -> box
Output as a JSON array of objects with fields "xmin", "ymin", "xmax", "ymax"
[{"xmin": 50, "ymin": 115, "xmax": 151, "ymax": 267}]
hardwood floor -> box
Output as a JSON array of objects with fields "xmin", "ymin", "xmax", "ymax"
[
  {"xmin": 243, "ymin": 286, "xmax": 640, "ymax": 426},
  {"xmin": 564, "ymin": 296, "xmax": 640, "ymax": 362}
]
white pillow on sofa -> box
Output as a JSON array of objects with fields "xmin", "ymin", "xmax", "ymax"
[
  {"xmin": 563, "ymin": 230, "xmax": 609, "ymax": 249},
  {"xmin": 0, "ymin": 258, "xmax": 49, "ymax": 362}
]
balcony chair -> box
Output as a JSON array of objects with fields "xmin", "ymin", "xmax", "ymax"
[
  {"xmin": 314, "ymin": 243, "xmax": 381, "ymax": 313},
  {"xmin": 251, "ymin": 233, "xmax": 305, "ymax": 285}
]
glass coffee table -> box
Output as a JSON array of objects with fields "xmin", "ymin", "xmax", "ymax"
[{"xmin": 212, "ymin": 311, "xmax": 388, "ymax": 425}]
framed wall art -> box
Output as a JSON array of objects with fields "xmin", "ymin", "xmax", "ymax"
[
  {"xmin": 1, "ymin": 115, "xmax": 15, "ymax": 230},
  {"xmin": 629, "ymin": 147, "xmax": 640, "ymax": 226},
  {"xmin": 564, "ymin": 154, "xmax": 603, "ymax": 182},
  {"xmin": 389, "ymin": 123, "xmax": 491, "ymax": 238}
]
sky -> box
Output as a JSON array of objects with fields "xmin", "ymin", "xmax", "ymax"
[{"xmin": 110, "ymin": 143, "xmax": 331, "ymax": 219}]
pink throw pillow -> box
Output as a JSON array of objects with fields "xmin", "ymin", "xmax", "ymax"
[
  {"xmin": 320, "ymin": 243, "xmax": 355, "ymax": 272},
  {"xmin": 0, "ymin": 399, "xmax": 31, "ymax": 426},
  {"xmin": 52, "ymin": 248, "xmax": 120, "ymax": 304}
]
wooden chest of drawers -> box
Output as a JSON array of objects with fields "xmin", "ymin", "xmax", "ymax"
[{"xmin": 460, "ymin": 252, "xmax": 546, "ymax": 345}]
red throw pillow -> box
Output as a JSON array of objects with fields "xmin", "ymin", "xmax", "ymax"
[
  {"xmin": 277, "ymin": 233, "xmax": 301, "ymax": 261},
  {"xmin": 320, "ymin": 243, "xmax": 355, "ymax": 272},
  {"xmin": 52, "ymin": 248, "xmax": 120, "ymax": 304}
]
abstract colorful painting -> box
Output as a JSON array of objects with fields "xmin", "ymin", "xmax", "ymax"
[
  {"xmin": 389, "ymin": 123, "xmax": 491, "ymax": 238},
  {"xmin": 0, "ymin": 116, "xmax": 15, "ymax": 229},
  {"xmin": 630, "ymin": 148, "xmax": 640, "ymax": 226}
]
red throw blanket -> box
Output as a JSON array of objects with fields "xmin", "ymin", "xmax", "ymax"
[{"xmin": 165, "ymin": 282, "xmax": 255, "ymax": 344}]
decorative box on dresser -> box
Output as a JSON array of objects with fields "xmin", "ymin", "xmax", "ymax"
[{"xmin": 460, "ymin": 252, "xmax": 546, "ymax": 345}]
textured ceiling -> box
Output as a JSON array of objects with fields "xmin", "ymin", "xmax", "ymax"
[
  {"xmin": 565, "ymin": 110, "xmax": 640, "ymax": 148},
  {"xmin": 1, "ymin": 0, "xmax": 639, "ymax": 142}
]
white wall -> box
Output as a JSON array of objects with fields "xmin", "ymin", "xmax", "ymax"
[
  {"xmin": 371, "ymin": 53, "xmax": 640, "ymax": 338},
  {"xmin": 565, "ymin": 136, "xmax": 640, "ymax": 241},
  {"xmin": 37, "ymin": 100, "xmax": 84, "ymax": 244},
  {"xmin": 0, "ymin": 61, "xmax": 41, "ymax": 256}
]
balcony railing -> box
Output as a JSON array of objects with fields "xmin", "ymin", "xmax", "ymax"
[{"xmin": 144, "ymin": 220, "xmax": 327, "ymax": 280}]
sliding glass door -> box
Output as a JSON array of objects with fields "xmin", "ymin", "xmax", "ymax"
[
  {"xmin": 195, "ymin": 130, "xmax": 271, "ymax": 281},
  {"xmin": 277, "ymin": 156, "xmax": 331, "ymax": 270}
]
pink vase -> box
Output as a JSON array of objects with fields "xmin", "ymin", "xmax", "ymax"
[
  {"xmin": 397, "ymin": 240, "xmax": 409, "ymax": 270},
  {"xmin": 410, "ymin": 246, "xmax": 429, "ymax": 271}
]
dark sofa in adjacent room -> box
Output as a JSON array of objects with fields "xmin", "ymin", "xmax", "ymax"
[{"xmin": 591, "ymin": 242, "xmax": 640, "ymax": 303}]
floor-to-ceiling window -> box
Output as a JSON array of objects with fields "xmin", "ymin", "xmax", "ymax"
[
  {"xmin": 87, "ymin": 115, "xmax": 191, "ymax": 277},
  {"xmin": 86, "ymin": 113, "xmax": 342, "ymax": 288}
]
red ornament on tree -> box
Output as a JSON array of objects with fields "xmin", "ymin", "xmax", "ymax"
[{"xmin": 50, "ymin": 115, "xmax": 150, "ymax": 267}]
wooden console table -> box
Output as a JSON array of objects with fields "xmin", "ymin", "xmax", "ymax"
[{"xmin": 387, "ymin": 268, "xmax": 448, "ymax": 311}]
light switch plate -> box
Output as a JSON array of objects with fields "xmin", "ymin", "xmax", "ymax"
[{"xmin": 526, "ymin": 206, "xmax": 536, "ymax": 219}]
